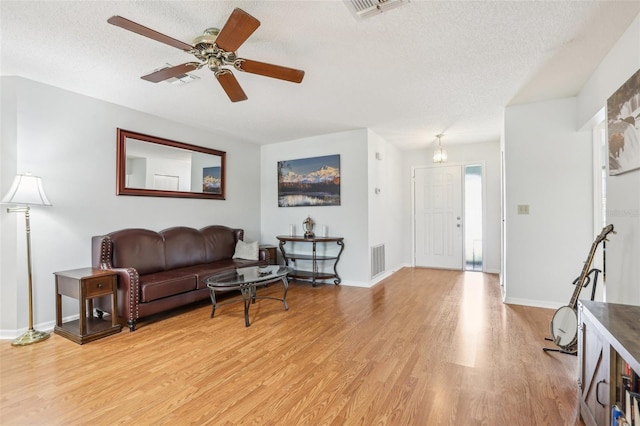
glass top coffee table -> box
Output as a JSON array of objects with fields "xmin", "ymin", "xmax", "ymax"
[{"xmin": 204, "ymin": 265, "xmax": 292, "ymax": 327}]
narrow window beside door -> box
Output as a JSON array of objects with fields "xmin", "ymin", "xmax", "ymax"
[{"xmin": 464, "ymin": 165, "xmax": 483, "ymax": 271}]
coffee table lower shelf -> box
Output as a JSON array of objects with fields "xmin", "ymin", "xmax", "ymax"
[{"xmin": 288, "ymin": 270, "xmax": 341, "ymax": 285}]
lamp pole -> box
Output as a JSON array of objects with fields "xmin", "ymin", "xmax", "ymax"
[{"xmin": 8, "ymin": 205, "xmax": 50, "ymax": 346}]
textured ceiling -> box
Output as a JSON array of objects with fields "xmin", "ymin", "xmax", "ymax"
[{"xmin": 2, "ymin": 1, "xmax": 639, "ymax": 150}]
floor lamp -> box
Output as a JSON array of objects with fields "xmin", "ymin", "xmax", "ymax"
[{"xmin": 2, "ymin": 173, "xmax": 52, "ymax": 346}]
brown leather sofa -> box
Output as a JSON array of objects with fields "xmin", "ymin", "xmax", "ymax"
[{"xmin": 91, "ymin": 225, "xmax": 268, "ymax": 331}]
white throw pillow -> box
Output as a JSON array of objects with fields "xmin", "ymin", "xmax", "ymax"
[{"xmin": 233, "ymin": 240, "xmax": 259, "ymax": 260}]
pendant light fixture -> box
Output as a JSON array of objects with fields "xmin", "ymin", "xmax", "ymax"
[{"xmin": 432, "ymin": 133, "xmax": 448, "ymax": 163}]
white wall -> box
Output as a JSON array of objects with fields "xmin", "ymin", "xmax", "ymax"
[
  {"xmin": 367, "ymin": 129, "xmax": 408, "ymax": 280},
  {"xmin": 260, "ymin": 129, "xmax": 371, "ymax": 285},
  {"xmin": 577, "ymin": 15, "xmax": 640, "ymax": 129},
  {"xmin": 259, "ymin": 129, "xmax": 408, "ymax": 286},
  {"xmin": 0, "ymin": 77, "xmax": 262, "ymax": 336},
  {"xmin": 0, "ymin": 78, "xmax": 20, "ymax": 333},
  {"xmin": 503, "ymin": 97, "xmax": 593, "ymax": 308},
  {"xmin": 402, "ymin": 140, "xmax": 502, "ymax": 274},
  {"xmin": 577, "ymin": 14, "xmax": 640, "ymax": 305}
]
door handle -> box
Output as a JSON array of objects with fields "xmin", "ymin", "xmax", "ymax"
[{"xmin": 596, "ymin": 379, "xmax": 606, "ymax": 406}]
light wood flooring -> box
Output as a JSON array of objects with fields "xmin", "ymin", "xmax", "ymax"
[{"xmin": 0, "ymin": 268, "xmax": 582, "ymax": 425}]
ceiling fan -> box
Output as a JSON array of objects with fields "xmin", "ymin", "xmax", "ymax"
[{"xmin": 107, "ymin": 8, "xmax": 305, "ymax": 102}]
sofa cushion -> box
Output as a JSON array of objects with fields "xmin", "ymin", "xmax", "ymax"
[
  {"xmin": 162, "ymin": 226, "xmax": 207, "ymax": 270},
  {"xmin": 140, "ymin": 270, "xmax": 197, "ymax": 302},
  {"xmin": 167, "ymin": 259, "xmax": 256, "ymax": 289},
  {"xmin": 201, "ymin": 226, "xmax": 238, "ymax": 262},
  {"xmin": 109, "ymin": 228, "xmax": 166, "ymax": 275}
]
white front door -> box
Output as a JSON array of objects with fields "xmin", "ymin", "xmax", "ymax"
[{"xmin": 414, "ymin": 165, "xmax": 463, "ymax": 269}]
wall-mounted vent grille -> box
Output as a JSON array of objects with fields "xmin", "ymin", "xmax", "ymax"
[
  {"xmin": 371, "ymin": 244, "xmax": 385, "ymax": 278},
  {"xmin": 347, "ymin": 0, "xmax": 408, "ymax": 19}
]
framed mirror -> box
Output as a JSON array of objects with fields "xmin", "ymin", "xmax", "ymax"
[{"xmin": 116, "ymin": 128, "xmax": 226, "ymax": 200}]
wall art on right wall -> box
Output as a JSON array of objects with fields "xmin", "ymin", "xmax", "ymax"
[{"xmin": 608, "ymin": 67, "xmax": 640, "ymax": 176}]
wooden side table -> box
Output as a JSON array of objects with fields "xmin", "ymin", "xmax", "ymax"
[
  {"xmin": 54, "ymin": 268, "xmax": 122, "ymax": 344},
  {"xmin": 260, "ymin": 244, "xmax": 278, "ymax": 265}
]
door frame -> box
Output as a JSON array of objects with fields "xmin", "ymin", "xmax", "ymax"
[
  {"xmin": 411, "ymin": 161, "xmax": 487, "ymax": 271},
  {"xmin": 591, "ymin": 119, "xmax": 606, "ymax": 301}
]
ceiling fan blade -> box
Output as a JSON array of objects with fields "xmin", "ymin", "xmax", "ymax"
[
  {"xmin": 216, "ymin": 71, "xmax": 248, "ymax": 102},
  {"xmin": 236, "ymin": 59, "xmax": 305, "ymax": 83},
  {"xmin": 141, "ymin": 63, "xmax": 201, "ymax": 83},
  {"xmin": 214, "ymin": 8, "xmax": 260, "ymax": 52},
  {"xmin": 108, "ymin": 16, "xmax": 193, "ymax": 51}
]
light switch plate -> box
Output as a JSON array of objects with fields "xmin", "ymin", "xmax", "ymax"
[{"xmin": 517, "ymin": 204, "xmax": 530, "ymax": 215}]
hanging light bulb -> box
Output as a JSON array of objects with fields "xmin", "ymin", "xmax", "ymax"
[{"xmin": 432, "ymin": 134, "xmax": 448, "ymax": 163}]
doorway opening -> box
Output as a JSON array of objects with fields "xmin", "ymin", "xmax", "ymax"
[{"xmin": 464, "ymin": 164, "xmax": 483, "ymax": 271}]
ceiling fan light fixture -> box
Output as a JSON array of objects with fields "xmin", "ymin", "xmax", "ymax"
[
  {"xmin": 432, "ymin": 134, "xmax": 448, "ymax": 163},
  {"xmin": 192, "ymin": 28, "xmax": 220, "ymax": 45}
]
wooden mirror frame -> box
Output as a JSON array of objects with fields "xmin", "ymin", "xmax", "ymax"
[{"xmin": 116, "ymin": 128, "xmax": 226, "ymax": 200}]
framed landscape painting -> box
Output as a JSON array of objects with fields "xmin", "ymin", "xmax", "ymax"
[
  {"xmin": 608, "ymin": 67, "xmax": 640, "ymax": 176},
  {"xmin": 202, "ymin": 166, "xmax": 222, "ymax": 194},
  {"xmin": 278, "ymin": 154, "xmax": 341, "ymax": 207}
]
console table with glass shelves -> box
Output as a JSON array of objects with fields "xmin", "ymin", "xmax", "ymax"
[{"xmin": 276, "ymin": 235, "xmax": 344, "ymax": 286}]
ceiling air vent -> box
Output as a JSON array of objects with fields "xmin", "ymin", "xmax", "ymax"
[
  {"xmin": 151, "ymin": 64, "xmax": 200, "ymax": 85},
  {"xmin": 167, "ymin": 73, "xmax": 200, "ymax": 86},
  {"xmin": 346, "ymin": 0, "xmax": 408, "ymax": 19}
]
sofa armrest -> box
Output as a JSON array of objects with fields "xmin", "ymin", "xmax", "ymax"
[{"xmin": 94, "ymin": 266, "xmax": 140, "ymax": 328}]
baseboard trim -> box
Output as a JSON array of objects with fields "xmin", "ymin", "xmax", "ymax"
[
  {"xmin": 503, "ymin": 297, "xmax": 563, "ymax": 310},
  {"xmin": 0, "ymin": 316, "xmax": 75, "ymax": 340}
]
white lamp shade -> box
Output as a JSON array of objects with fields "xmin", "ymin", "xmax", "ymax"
[{"xmin": 1, "ymin": 174, "xmax": 51, "ymax": 206}]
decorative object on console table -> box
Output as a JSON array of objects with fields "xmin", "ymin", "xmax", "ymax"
[
  {"xmin": 277, "ymin": 235, "xmax": 344, "ymax": 286},
  {"xmin": 303, "ymin": 216, "xmax": 315, "ymax": 238},
  {"xmin": 54, "ymin": 268, "xmax": 122, "ymax": 344},
  {"xmin": 1, "ymin": 173, "xmax": 52, "ymax": 346}
]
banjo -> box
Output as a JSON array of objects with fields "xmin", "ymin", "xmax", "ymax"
[{"xmin": 549, "ymin": 224, "xmax": 615, "ymax": 353}]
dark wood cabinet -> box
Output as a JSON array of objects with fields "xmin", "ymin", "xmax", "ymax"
[
  {"xmin": 578, "ymin": 301, "xmax": 640, "ymax": 426},
  {"xmin": 276, "ymin": 236, "xmax": 344, "ymax": 286},
  {"xmin": 260, "ymin": 244, "xmax": 278, "ymax": 265}
]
